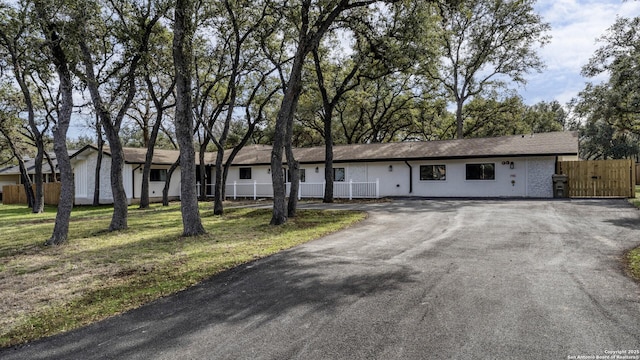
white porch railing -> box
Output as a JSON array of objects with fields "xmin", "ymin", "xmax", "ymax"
[{"xmin": 197, "ymin": 179, "xmax": 380, "ymax": 200}]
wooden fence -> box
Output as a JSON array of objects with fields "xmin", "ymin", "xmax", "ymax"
[
  {"xmin": 2, "ymin": 183, "xmax": 62, "ymax": 205},
  {"xmin": 557, "ymin": 159, "xmax": 635, "ymax": 198}
]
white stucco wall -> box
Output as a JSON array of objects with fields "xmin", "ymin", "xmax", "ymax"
[
  {"xmin": 131, "ymin": 165, "xmax": 181, "ymax": 199},
  {"xmin": 225, "ymin": 156, "xmax": 557, "ymax": 199}
]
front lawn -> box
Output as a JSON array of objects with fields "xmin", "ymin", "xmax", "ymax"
[{"xmin": 0, "ymin": 202, "xmax": 365, "ymax": 348}]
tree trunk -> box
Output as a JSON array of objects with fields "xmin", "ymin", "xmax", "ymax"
[
  {"xmin": 213, "ymin": 149, "xmax": 225, "ymax": 215},
  {"xmin": 103, "ymin": 126, "xmax": 129, "ymax": 231},
  {"xmin": 93, "ymin": 121, "xmax": 103, "ymax": 206},
  {"xmin": 40, "ymin": 10, "xmax": 74, "ymax": 246},
  {"xmin": 323, "ymin": 111, "xmax": 334, "ymax": 203},
  {"xmin": 163, "ymin": 159, "xmax": 180, "ymax": 206},
  {"xmin": 198, "ymin": 139, "xmax": 209, "ymax": 201},
  {"xmin": 31, "ymin": 143, "xmax": 45, "ymax": 213},
  {"xmin": 18, "ymin": 157, "xmax": 35, "ymax": 209},
  {"xmin": 140, "ymin": 112, "xmax": 163, "ymax": 209},
  {"xmin": 270, "ymin": 48, "xmax": 306, "ymax": 225},
  {"xmin": 285, "ymin": 112, "xmax": 299, "ymax": 218},
  {"xmin": 79, "ymin": 40, "xmax": 128, "ymax": 231},
  {"xmin": 173, "ymin": 0, "xmax": 206, "ymax": 236},
  {"xmin": 456, "ymin": 98, "xmax": 464, "ymax": 139}
]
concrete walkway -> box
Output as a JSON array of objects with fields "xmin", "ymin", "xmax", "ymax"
[{"xmin": 2, "ymin": 199, "xmax": 640, "ymax": 359}]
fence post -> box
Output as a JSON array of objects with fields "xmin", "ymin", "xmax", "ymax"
[
  {"xmin": 253, "ymin": 180, "xmax": 257, "ymax": 200},
  {"xmin": 233, "ymin": 181, "xmax": 237, "ymax": 200},
  {"xmin": 349, "ymin": 179, "xmax": 353, "ymax": 200},
  {"xmin": 376, "ymin": 178, "xmax": 380, "ymax": 199},
  {"xmin": 322, "ymin": 180, "xmax": 325, "ymax": 200},
  {"xmin": 298, "ymin": 181, "xmax": 302, "ymax": 200}
]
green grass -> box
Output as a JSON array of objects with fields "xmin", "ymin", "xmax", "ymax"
[
  {"xmin": 0, "ymin": 202, "xmax": 366, "ymax": 348},
  {"xmin": 627, "ymin": 186, "xmax": 640, "ymax": 282}
]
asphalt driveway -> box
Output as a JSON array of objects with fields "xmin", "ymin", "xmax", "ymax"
[{"xmin": 2, "ymin": 199, "xmax": 640, "ymax": 359}]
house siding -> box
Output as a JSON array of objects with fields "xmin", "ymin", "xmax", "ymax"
[
  {"xmin": 224, "ymin": 156, "xmax": 556, "ymax": 198},
  {"xmin": 131, "ymin": 165, "xmax": 181, "ymax": 199},
  {"xmin": 526, "ymin": 158, "xmax": 555, "ymax": 198}
]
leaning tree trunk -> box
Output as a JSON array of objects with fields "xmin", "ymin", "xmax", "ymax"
[
  {"xmin": 270, "ymin": 45, "xmax": 307, "ymax": 225},
  {"xmin": 18, "ymin": 157, "xmax": 35, "ymax": 209},
  {"xmin": 139, "ymin": 114, "xmax": 163, "ymax": 209},
  {"xmin": 173, "ymin": 0, "xmax": 205, "ymax": 236},
  {"xmin": 163, "ymin": 159, "xmax": 180, "ymax": 206},
  {"xmin": 93, "ymin": 124, "xmax": 103, "ymax": 206},
  {"xmin": 41, "ymin": 10, "xmax": 74, "ymax": 245}
]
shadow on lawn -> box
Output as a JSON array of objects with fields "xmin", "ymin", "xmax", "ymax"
[{"xmin": 0, "ymin": 247, "xmax": 417, "ymax": 359}]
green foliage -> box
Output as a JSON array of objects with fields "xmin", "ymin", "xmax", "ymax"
[
  {"xmin": 430, "ymin": 0, "xmax": 550, "ymax": 138},
  {"xmin": 462, "ymin": 95, "xmax": 566, "ymax": 139},
  {"xmin": 575, "ymin": 16, "xmax": 640, "ymax": 159},
  {"xmin": 579, "ymin": 119, "xmax": 639, "ymax": 160},
  {"xmin": 579, "ymin": 16, "xmax": 640, "ymax": 134}
]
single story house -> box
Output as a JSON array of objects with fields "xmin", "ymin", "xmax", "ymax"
[
  {"xmin": 224, "ymin": 131, "xmax": 579, "ymax": 198},
  {"xmin": 65, "ymin": 131, "xmax": 578, "ymax": 204}
]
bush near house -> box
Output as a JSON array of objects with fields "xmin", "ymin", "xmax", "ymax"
[{"xmin": 0, "ymin": 202, "xmax": 365, "ymax": 348}]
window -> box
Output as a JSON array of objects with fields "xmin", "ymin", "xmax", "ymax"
[
  {"xmin": 420, "ymin": 165, "xmax": 446, "ymax": 181},
  {"xmin": 150, "ymin": 169, "xmax": 167, "ymax": 182},
  {"xmin": 334, "ymin": 167, "xmax": 345, "ymax": 182},
  {"xmin": 239, "ymin": 167, "xmax": 252, "ymax": 179},
  {"xmin": 286, "ymin": 169, "xmax": 306, "ymax": 182},
  {"xmin": 466, "ymin": 163, "xmax": 495, "ymax": 180}
]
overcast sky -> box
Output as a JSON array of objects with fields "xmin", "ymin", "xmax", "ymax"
[{"xmin": 520, "ymin": 0, "xmax": 640, "ymax": 105}]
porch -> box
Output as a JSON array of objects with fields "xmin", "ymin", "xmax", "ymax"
[{"xmin": 198, "ymin": 180, "xmax": 381, "ymax": 200}]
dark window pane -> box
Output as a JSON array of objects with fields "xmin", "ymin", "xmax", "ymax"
[
  {"xmin": 420, "ymin": 165, "xmax": 446, "ymax": 180},
  {"xmin": 239, "ymin": 167, "xmax": 252, "ymax": 179},
  {"xmin": 466, "ymin": 163, "xmax": 495, "ymax": 180},
  {"xmin": 334, "ymin": 168, "xmax": 345, "ymax": 182},
  {"xmin": 150, "ymin": 169, "xmax": 167, "ymax": 182}
]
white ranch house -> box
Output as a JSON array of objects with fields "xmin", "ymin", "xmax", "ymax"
[{"xmin": 63, "ymin": 131, "xmax": 578, "ymax": 205}]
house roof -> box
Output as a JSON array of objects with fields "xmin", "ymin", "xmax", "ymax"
[
  {"xmin": 230, "ymin": 131, "xmax": 579, "ymax": 165},
  {"xmin": 66, "ymin": 131, "xmax": 579, "ymax": 168},
  {"xmin": 0, "ymin": 151, "xmax": 76, "ymax": 175}
]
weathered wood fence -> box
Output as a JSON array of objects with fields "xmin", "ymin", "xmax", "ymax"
[
  {"xmin": 557, "ymin": 159, "xmax": 635, "ymax": 198},
  {"xmin": 2, "ymin": 183, "xmax": 62, "ymax": 205}
]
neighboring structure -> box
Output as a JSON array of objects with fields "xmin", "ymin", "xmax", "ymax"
[
  {"xmin": 69, "ymin": 146, "xmax": 190, "ymax": 205},
  {"xmin": 0, "ymin": 153, "xmax": 62, "ymax": 201},
  {"xmin": 2, "ymin": 132, "xmax": 580, "ymax": 204}
]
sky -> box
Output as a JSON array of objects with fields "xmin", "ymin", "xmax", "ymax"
[
  {"xmin": 65, "ymin": 0, "xmax": 639, "ymax": 139},
  {"xmin": 520, "ymin": 0, "xmax": 640, "ymax": 105}
]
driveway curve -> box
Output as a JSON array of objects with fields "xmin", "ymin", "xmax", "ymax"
[{"xmin": 2, "ymin": 199, "xmax": 640, "ymax": 359}]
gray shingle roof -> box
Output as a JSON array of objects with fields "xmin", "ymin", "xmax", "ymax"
[
  {"xmin": 230, "ymin": 131, "xmax": 579, "ymax": 165},
  {"xmin": 66, "ymin": 131, "xmax": 579, "ymax": 167}
]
